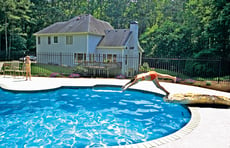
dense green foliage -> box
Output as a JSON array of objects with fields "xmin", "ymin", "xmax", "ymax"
[{"xmin": 0, "ymin": 0, "xmax": 229, "ymax": 74}]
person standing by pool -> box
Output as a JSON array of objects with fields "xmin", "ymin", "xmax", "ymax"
[
  {"xmin": 25, "ymin": 56, "xmax": 32, "ymax": 81},
  {"xmin": 122, "ymin": 71, "xmax": 176, "ymax": 98}
]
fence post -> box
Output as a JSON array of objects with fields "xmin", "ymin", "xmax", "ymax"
[
  {"xmin": 218, "ymin": 58, "xmax": 221, "ymax": 83},
  {"xmin": 60, "ymin": 52, "xmax": 62, "ymax": 66}
]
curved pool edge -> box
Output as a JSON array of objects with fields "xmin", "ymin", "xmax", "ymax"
[
  {"xmin": 0, "ymin": 77, "xmax": 200, "ymax": 147},
  {"xmin": 109, "ymin": 107, "xmax": 200, "ymax": 148},
  {"xmin": 1, "ymin": 77, "xmax": 229, "ymax": 147}
]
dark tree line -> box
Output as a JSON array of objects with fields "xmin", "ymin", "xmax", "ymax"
[{"xmin": 0, "ymin": 0, "xmax": 229, "ymax": 75}]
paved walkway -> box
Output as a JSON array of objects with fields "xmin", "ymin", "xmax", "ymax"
[{"xmin": 0, "ymin": 76, "xmax": 230, "ymax": 148}]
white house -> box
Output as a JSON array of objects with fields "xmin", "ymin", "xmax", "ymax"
[{"xmin": 34, "ymin": 14, "xmax": 143, "ymax": 77}]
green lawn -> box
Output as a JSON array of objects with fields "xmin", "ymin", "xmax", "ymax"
[{"xmin": 31, "ymin": 63, "xmax": 74, "ymax": 77}]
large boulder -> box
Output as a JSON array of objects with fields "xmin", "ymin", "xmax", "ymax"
[{"xmin": 167, "ymin": 93, "xmax": 230, "ymax": 106}]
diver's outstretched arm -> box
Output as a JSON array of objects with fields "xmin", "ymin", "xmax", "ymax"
[
  {"xmin": 122, "ymin": 79, "xmax": 138, "ymax": 91},
  {"xmin": 122, "ymin": 80, "xmax": 132, "ymax": 89}
]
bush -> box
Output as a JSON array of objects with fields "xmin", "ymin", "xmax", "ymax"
[
  {"xmin": 50, "ymin": 72, "xmax": 62, "ymax": 77},
  {"xmin": 139, "ymin": 62, "xmax": 153, "ymax": 72},
  {"xmin": 69, "ymin": 73, "xmax": 80, "ymax": 78},
  {"xmin": 196, "ymin": 77, "xmax": 205, "ymax": 81},
  {"xmin": 116, "ymin": 74, "xmax": 125, "ymax": 79},
  {"xmin": 73, "ymin": 66, "xmax": 88, "ymax": 74},
  {"xmin": 184, "ymin": 79, "xmax": 195, "ymax": 84},
  {"xmin": 176, "ymin": 77, "xmax": 182, "ymax": 83},
  {"xmin": 206, "ymin": 81, "xmax": 212, "ymax": 86},
  {"xmin": 194, "ymin": 82, "xmax": 201, "ymax": 87}
]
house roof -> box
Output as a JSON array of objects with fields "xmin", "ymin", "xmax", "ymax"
[
  {"xmin": 97, "ymin": 29, "xmax": 132, "ymax": 47},
  {"xmin": 34, "ymin": 14, "xmax": 143, "ymax": 52},
  {"xmin": 34, "ymin": 14, "xmax": 114, "ymax": 35}
]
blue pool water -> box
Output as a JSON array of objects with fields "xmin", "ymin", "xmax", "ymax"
[{"xmin": 0, "ymin": 86, "xmax": 191, "ymax": 147}]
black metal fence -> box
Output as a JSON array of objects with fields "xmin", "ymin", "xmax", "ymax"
[
  {"xmin": 142, "ymin": 57, "xmax": 230, "ymax": 82},
  {"xmin": 1, "ymin": 51, "xmax": 229, "ymax": 82}
]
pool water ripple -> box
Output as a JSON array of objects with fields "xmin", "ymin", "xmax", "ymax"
[{"xmin": 0, "ymin": 87, "xmax": 191, "ymax": 147}]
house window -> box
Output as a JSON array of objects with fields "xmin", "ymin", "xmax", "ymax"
[
  {"xmin": 54, "ymin": 36, "xmax": 58, "ymax": 43},
  {"xmin": 89, "ymin": 54, "xmax": 94, "ymax": 62},
  {"xmin": 38, "ymin": 37, "xmax": 40, "ymax": 44},
  {"xmin": 74, "ymin": 53, "xmax": 86, "ymax": 63},
  {"xmin": 98, "ymin": 54, "xmax": 101, "ymax": 62},
  {"xmin": 103, "ymin": 54, "xmax": 106, "ymax": 63},
  {"xmin": 48, "ymin": 36, "xmax": 51, "ymax": 44},
  {"xmin": 66, "ymin": 36, "xmax": 73, "ymax": 44},
  {"xmin": 129, "ymin": 47, "xmax": 134, "ymax": 50},
  {"xmin": 77, "ymin": 53, "xmax": 84, "ymax": 62},
  {"xmin": 107, "ymin": 54, "xmax": 112, "ymax": 63},
  {"xmin": 125, "ymin": 55, "xmax": 128, "ymax": 65},
  {"xmin": 113, "ymin": 54, "xmax": 117, "ymax": 62},
  {"xmin": 84, "ymin": 53, "xmax": 86, "ymax": 62}
]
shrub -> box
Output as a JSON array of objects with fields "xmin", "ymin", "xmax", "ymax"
[
  {"xmin": 139, "ymin": 62, "xmax": 153, "ymax": 72},
  {"xmin": 50, "ymin": 72, "xmax": 62, "ymax": 77},
  {"xmin": 196, "ymin": 77, "xmax": 205, "ymax": 81},
  {"xmin": 206, "ymin": 81, "xmax": 212, "ymax": 86},
  {"xmin": 194, "ymin": 82, "xmax": 201, "ymax": 87},
  {"xmin": 176, "ymin": 77, "xmax": 182, "ymax": 83},
  {"xmin": 73, "ymin": 66, "xmax": 87, "ymax": 74},
  {"xmin": 61, "ymin": 73, "xmax": 69, "ymax": 77},
  {"xmin": 69, "ymin": 73, "xmax": 80, "ymax": 78},
  {"xmin": 116, "ymin": 74, "xmax": 125, "ymax": 79},
  {"xmin": 184, "ymin": 79, "xmax": 195, "ymax": 84}
]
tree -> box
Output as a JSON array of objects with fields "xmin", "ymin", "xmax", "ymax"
[
  {"xmin": 0, "ymin": 0, "xmax": 228, "ymax": 77},
  {"xmin": 205, "ymin": 0, "xmax": 230, "ymax": 74},
  {"xmin": 140, "ymin": 0, "xmax": 190, "ymax": 58},
  {"xmin": 0, "ymin": 0, "xmax": 32, "ymax": 59}
]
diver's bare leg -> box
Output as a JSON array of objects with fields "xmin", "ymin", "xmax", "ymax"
[
  {"xmin": 153, "ymin": 78, "xmax": 170, "ymax": 97},
  {"xmin": 156, "ymin": 73, "xmax": 176, "ymax": 82}
]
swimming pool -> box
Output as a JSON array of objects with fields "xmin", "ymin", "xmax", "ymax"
[{"xmin": 0, "ymin": 86, "xmax": 191, "ymax": 147}]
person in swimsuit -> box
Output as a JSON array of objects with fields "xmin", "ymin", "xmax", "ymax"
[
  {"xmin": 122, "ymin": 71, "xmax": 176, "ymax": 98},
  {"xmin": 25, "ymin": 56, "xmax": 32, "ymax": 81}
]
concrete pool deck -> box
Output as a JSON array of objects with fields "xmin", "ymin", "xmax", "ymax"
[{"xmin": 0, "ymin": 76, "xmax": 230, "ymax": 148}]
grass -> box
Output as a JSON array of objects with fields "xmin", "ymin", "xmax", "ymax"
[
  {"xmin": 31, "ymin": 63, "xmax": 74, "ymax": 77},
  {"xmin": 32, "ymin": 65, "xmax": 52, "ymax": 74}
]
